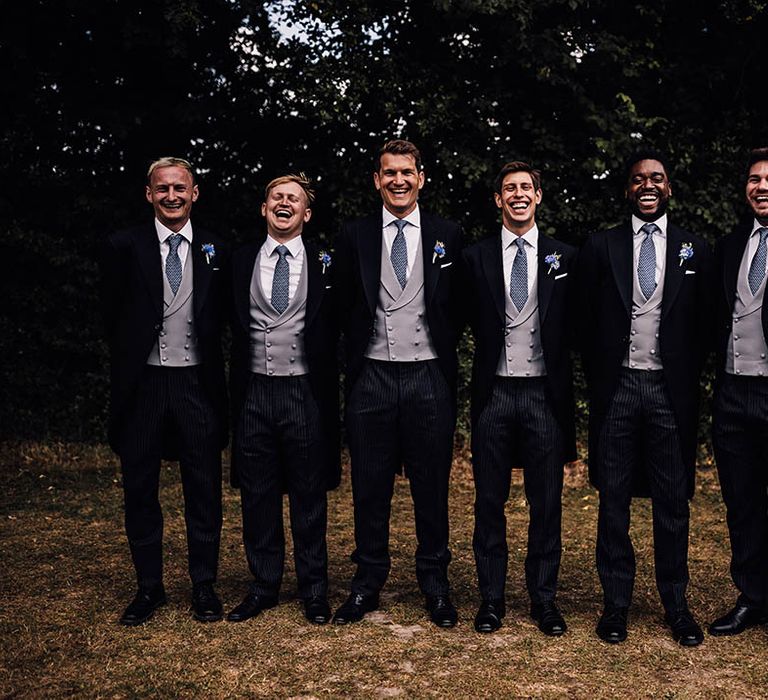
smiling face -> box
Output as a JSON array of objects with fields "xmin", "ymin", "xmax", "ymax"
[
  {"xmin": 373, "ymin": 152, "xmax": 424, "ymax": 217},
  {"xmin": 145, "ymin": 165, "xmax": 198, "ymax": 232},
  {"xmin": 261, "ymin": 181, "xmax": 312, "ymax": 241},
  {"xmin": 494, "ymin": 170, "xmax": 542, "ymax": 234},
  {"xmin": 625, "ymin": 159, "xmax": 672, "ymax": 221},
  {"xmin": 746, "ymin": 160, "xmax": 768, "ymax": 225}
]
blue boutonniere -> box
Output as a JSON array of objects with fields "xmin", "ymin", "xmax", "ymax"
[
  {"xmin": 544, "ymin": 252, "xmax": 561, "ymax": 275},
  {"xmin": 432, "ymin": 240, "xmax": 446, "ymax": 264},
  {"xmin": 201, "ymin": 243, "xmax": 216, "ymax": 264},
  {"xmin": 318, "ymin": 250, "xmax": 332, "ymax": 274},
  {"xmin": 678, "ymin": 242, "xmax": 694, "ymax": 267}
]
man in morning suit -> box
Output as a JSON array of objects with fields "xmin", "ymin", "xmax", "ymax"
[
  {"xmin": 332, "ymin": 139, "xmax": 464, "ymax": 627},
  {"xmin": 579, "ymin": 151, "xmax": 712, "ymax": 646},
  {"xmin": 709, "ymin": 147, "xmax": 768, "ymax": 636},
  {"xmin": 228, "ymin": 174, "xmax": 340, "ymax": 625},
  {"xmin": 462, "ymin": 162, "xmax": 577, "ymax": 635},
  {"xmin": 102, "ymin": 157, "xmax": 229, "ymax": 625}
]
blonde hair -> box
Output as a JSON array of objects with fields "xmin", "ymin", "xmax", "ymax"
[
  {"xmin": 147, "ymin": 157, "xmax": 195, "ymax": 183},
  {"xmin": 264, "ymin": 172, "xmax": 315, "ymax": 204}
]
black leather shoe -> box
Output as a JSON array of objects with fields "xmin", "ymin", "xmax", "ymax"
[
  {"xmin": 192, "ymin": 582, "xmax": 223, "ymax": 622},
  {"xmin": 226, "ymin": 592, "xmax": 278, "ymax": 622},
  {"xmin": 596, "ymin": 606, "xmax": 628, "ymax": 644},
  {"xmin": 474, "ymin": 599, "xmax": 505, "ymax": 633},
  {"xmin": 665, "ymin": 608, "xmax": 704, "ymax": 647},
  {"xmin": 425, "ymin": 594, "xmax": 458, "ymax": 628},
  {"xmin": 119, "ymin": 585, "xmax": 167, "ymax": 626},
  {"xmin": 332, "ymin": 592, "xmax": 379, "ymax": 625},
  {"xmin": 303, "ymin": 596, "xmax": 332, "ymax": 625},
  {"xmin": 709, "ymin": 603, "xmax": 768, "ymax": 636},
  {"xmin": 531, "ymin": 601, "xmax": 567, "ymax": 636}
]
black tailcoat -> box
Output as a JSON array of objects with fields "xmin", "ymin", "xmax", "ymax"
[
  {"xmin": 462, "ymin": 232, "xmax": 578, "ymax": 462},
  {"xmin": 578, "ymin": 222, "xmax": 713, "ymax": 497}
]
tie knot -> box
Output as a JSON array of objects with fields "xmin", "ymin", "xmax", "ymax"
[
  {"xmin": 394, "ymin": 219, "xmax": 407, "ymax": 235},
  {"xmin": 167, "ymin": 234, "xmax": 183, "ymax": 252},
  {"xmin": 640, "ymin": 222, "xmax": 660, "ymax": 238},
  {"xmin": 276, "ymin": 244, "xmax": 289, "ymax": 259},
  {"xmin": 514, "ymin": 237, "xmax": 526, "ymax": 252},
  {"xmin": 758, "ymin": 227, "xmax": 768, "ymax": 243}
]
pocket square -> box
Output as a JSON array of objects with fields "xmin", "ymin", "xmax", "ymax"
[
  {"xmin": 213, "ymin": 267, "xmax": 220, "ymax": 271},
  {"xmin": 555, "ymin": 272, "xmax": 568, "ymax": 280},
  {"xmin": 685, "ymin": 270, "xmax": 696, "ymax": 275},
  {"xmin": 440, "ymin": 262, "xmax": 453, "ymax": 268},
  {"xmin": 325, "ymin": 285, "xmax": 332, "ymax": 289}
]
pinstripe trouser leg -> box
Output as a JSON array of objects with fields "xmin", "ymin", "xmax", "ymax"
[
  {"xmin": 346, "ymin": 360, "xmax": 454, "ymax": 597},
  {"xmin": 472, "ymin": 377, "xmax": 565, "ymax": 603},
  {"xmin": 596, "ymin": 368, "xmax": 689, "ymax": 611},
  {"xmin": 235, "ymin": 374, "xmax": 327, "ymax": 599},
  {"xmin": 119, "ymin": 366, "xmax": 223, "ymax": 588},
  {"xmin": 713, "ymin": 373, "xmax": 768, "ymax": 608}
]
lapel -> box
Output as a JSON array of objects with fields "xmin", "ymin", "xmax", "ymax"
[
  {"xmin": 723, "ymin": 226, "xmax": 751, "ymax": 313},
  {"xmin": 136, "ymin": 223, "xmax": 164, "ymax": 317},
  {"xmin": 420, "ymin": 211, "xmax": 440, "ymax": 308},
  {"xmin": 607, "ymin": 224, "xmax": 634, "ymax": 316},
  {"xmin": 480, "ymin": 235, "xmax": 506, "ymax": 323},
  {"xmin": 359, "ymin": 215, "xmax": 383, "ymax": 316},
  {"xmin": 236, "ymin": 239, "xmax": 262, "ymax": 331},
  {"xmin": 536, "ymin": 234, "xmax": 558, "ymax": 324},
  {"xmin": 660, "ymin": 223, "xmax": 686, "ymax": 320},
  {"xmin": 192, "ymin": 230, "xmax": 215, "ymax": 319},
  {"xmin": 304, "ymin": 240, "xmax": 326, "ymax": 328}
]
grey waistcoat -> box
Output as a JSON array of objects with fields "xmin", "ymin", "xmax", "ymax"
[
  {"xmin": 726, "ymin": 245, "xmax": 768, "ymax": 377},
  {"xmin": 147, "ymin": 258, "xmax": 201, "ymax": 367},
  {"xmin": 622, "ymin": 253, "xmax": 665, "ymax": 371},
  {"xmin": 365, "ymin": 236, "xmax": 438, "ymax": 363},
  {"xmin": 248, "ymin": 253, "xmax": 309, "ymax": 376},
  {"xmin": 496, "ymin": 274, "xmax": 546, "ymax": 377}
]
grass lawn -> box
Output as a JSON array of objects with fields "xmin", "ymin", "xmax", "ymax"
[{"xmin": 1, "ymin": 441, "xmax": 766, "ymax": 698}]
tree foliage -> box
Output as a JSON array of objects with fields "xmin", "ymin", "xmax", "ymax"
[{"xmin": 1, "ymin": 0, "xmax": 766, "ymax": 440}]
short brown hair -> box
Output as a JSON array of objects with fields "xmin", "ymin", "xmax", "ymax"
[
  {"xmin": 375, "ymin": 139, "xmax": 423, "ymax": 172},
  {"xmin": 746, "ymin": 147, "xmax": 768, "ymax": 177},
  {"xmin": 493, "ymin": 161, "xmax": 541, "ymax": 193},
  {"xmin": 147, "ymin": 157, "xmax": 195, "ymax": 183},
  {"xmin": 264, "ymin": 172, "xmax": 315, "ymax": 204}
]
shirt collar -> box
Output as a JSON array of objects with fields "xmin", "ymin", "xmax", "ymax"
[
  {"xmin": 502, "ymin": 224, "xmax": 538, "ymax": 251},
  {"xmin": 155, "ymin": 218, "xmax": 193, "ymax": 244},
  {"xmin": 632, "ymin": 213, "xmax": 667, "ymax": 236},
  {"xmin": 382, "ymin": 204, "xmax": 421, "ymax": 230},
  {"xmin": 264, "ymin": 233, "xmax": 303, "ymax": 257},
  {"xmin": 751, "ymin": 219, "xmax": 768, "ymax": 236}
]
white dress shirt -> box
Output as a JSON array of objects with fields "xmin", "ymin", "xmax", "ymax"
[
  {"xmin": 501, "ymin": 224, "xmax": 538, "ymax": 298},
  {"xmin": 632, "ymin": 213, "xmax": 667, "ymax": 285},
  {"xmin": 382, "ymin": 205, "xmax": 421, "ymax": 279},
  {"xmin": 259, "ymin": 234, "xmax": 305, "ymax": 302},
  {"xmin": 155, "ymin": 218, "xmax": 193, "ymax": 273},
  {"xmin": 746, "ymin": 218, "xmax": 768, "ymax": 280}
]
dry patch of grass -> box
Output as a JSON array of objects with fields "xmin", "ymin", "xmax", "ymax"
[{"xmin": 1, "ymin": 441, "xmax": 766, "ymax": 698}]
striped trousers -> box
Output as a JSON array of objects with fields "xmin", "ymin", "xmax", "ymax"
[
  {"xmin": 713, "ymin": 373, "xmax": 768, "ymax": 608},
  {"xmin": 346, "ymin": 359, "xmax": 455, "ymax": 597},
  {"xmin": 234, "ymin": 373, "xmax": 328, "ymax": 599},
  {"xmin": 596, "ymin": 368, "xmax": 689, "ymax": 611},
  {"xmin": 472, "ymin": 377, "xmax": 565, "ymax": 604},
  {"xmin": 118, "ymin": 366, "xmax": 222, "ymax": 588}
]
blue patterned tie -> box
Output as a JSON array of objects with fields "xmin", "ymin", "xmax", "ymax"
[
  {"xmin": 271, "ymin": 244, "xmax": 290, "ymax": 313},
  {"xmin": 390, "ymin": 219, "xmax": 408, "ymax": 289},
  {"xmin": 748, "ymin": 227, "xmax": 768, "ymax": 295},
  {"xmin": 509, "ymin": 237, "xmax": 528, "ymax": 312},
  {"xmin": 166, "ymin": 234, "xmax": 183, "ymax": 295},
  {"xmin": 638, "ymin": 223, "xmax": 658, "ymax": 300}
]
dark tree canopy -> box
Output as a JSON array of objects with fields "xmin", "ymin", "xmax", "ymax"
[{"xmin": 1, "ymin": 0, "xmax": 766, "ymax": 440}]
